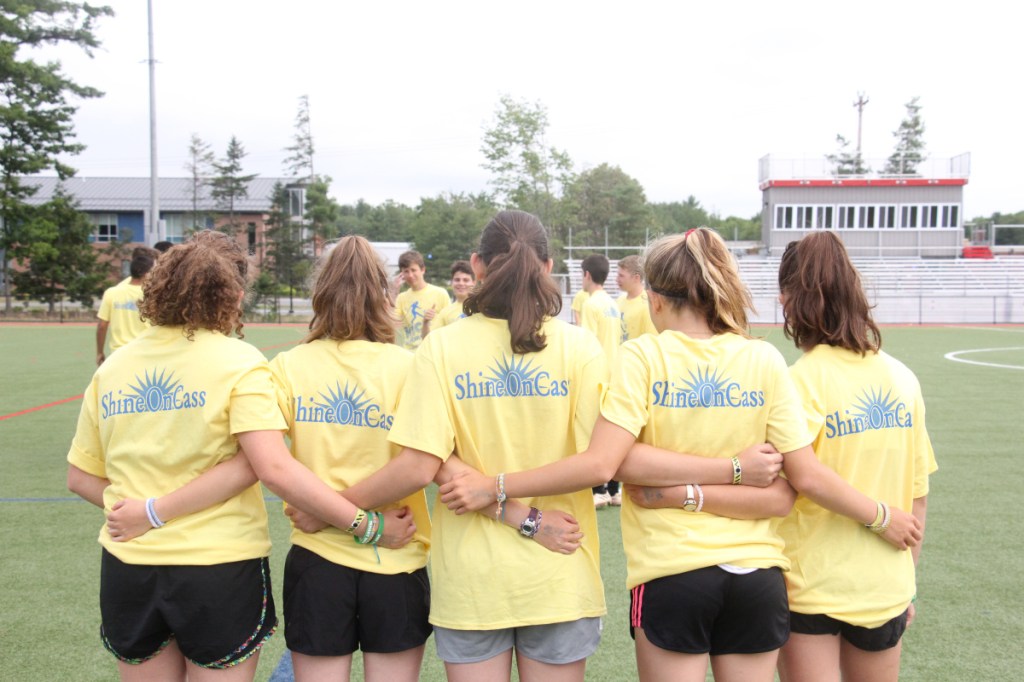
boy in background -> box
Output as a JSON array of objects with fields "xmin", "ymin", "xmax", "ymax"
[{"xmin": 394, "ymin": 250, "xmax": 451, "ymax": 350}]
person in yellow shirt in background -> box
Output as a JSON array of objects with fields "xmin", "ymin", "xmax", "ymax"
[
  {"xmin": 578, "ymin": 253, "xmax": 627, "ymax": 508},
  {"xmin": 68, "ymin": 231, "xmax": 414, "ymax": 682},
  {"xmin": 440, "ymin": 227, "xmax": 923, "ymax": 682},
  {"xmin": 394, "ymin": 250, "xmax": 451, "ymax": 350},
  {"xmin": 423, "ymin": 259, "xmax": 475, "ymax": 336},
  {"xmin": 616, "ymin": 255, "xmax": 657, "ymax": 340},
  {"xmin": 775, "ymin": 232, "xmax": 936, "ymax": 682},
  {"xmin": 265, "ymin": 236, "xmax": 432, "ymax": 682},
  {"xmin": 95, "ymin": 246, "xmax": 158, "ymax": 365},
  {"xmin": 571, "ymin": 288, "xmax": 589, "ymax": 325}
]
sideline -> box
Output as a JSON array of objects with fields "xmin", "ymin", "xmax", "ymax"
[
  {"xmin": 0, "ymin": 337, "xmax": 301, "ymax": 421},
  {"xmin": 943, "ymin": 347, "xmax": 1024, "ymax": 371}
]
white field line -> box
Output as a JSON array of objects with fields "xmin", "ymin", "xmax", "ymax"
[{"xmin": 943, "ymin": 347, "xmax": 1024, "ymax": 371}]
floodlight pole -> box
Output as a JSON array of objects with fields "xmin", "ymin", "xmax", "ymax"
[{"xmin": 147, "ymin": 0, "xmax": 161, "ymax": 244}]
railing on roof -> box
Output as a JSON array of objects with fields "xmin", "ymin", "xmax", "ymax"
[{"xmin": 758, "ymin": 153, "xmax": 971, "ymax": 183}]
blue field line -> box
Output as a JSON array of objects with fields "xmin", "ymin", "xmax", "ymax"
[
  {"xmin": 0, "ymin": 495, "xmax": 284, "ymax": 503},
  {"xmin": 269, "ymin": 651, "xmax": 294, "ymax": 682}
]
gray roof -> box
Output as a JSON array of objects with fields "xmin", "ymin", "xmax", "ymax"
[{"xmin": 21, "ymin": 176, "xmax": 297, "ymax": 213}]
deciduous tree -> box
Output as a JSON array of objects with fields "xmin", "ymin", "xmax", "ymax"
[{"xmin": 183, "ymin": 133, "xmax": 215, "ymax": 232}]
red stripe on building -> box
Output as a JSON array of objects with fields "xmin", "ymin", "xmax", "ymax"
[{"xmin": 759, "ymin": 178, "xmax": 968, "ymax": 190}]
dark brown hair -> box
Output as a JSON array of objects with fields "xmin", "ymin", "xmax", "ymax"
[
  {"xmin": 777, "ymin": 231, "xmax": 881, "ymax": 355},
  {"xmin": 450, "ymin": 260, "xmax": 473, "ymax": 279},
  {"xmin": 463, "ymin": 210, "xmax": 562, "ymax": 353},
  {"xmin": 581, "ymin": 254, "xmax": 610, "ymax": 285},
  {"xmin": 305, "ymin": 235, "xmax": 396, "ymax": 344},
  {"xmin": 644, "ymin": 228, "xmax": 752, "ymax": 337},
  {"xmin": 398, "ymin": 250, "xmax": 425, "ymax": 270},
  {"xmin": 139, "ymin": 230, "xmax": 248, "ymax": 339}
]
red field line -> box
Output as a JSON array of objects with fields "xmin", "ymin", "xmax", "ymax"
[{"xmin": 0, "ymin": 336, "xmax": 301, "ymax": 422}]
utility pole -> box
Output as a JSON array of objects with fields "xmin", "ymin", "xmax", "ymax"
[
  {"xmin": 853, "ymin": 92, "xmax": 869, "ymax": 163},
  {"xmin": 147, "ymin": 0, "xmax": 160, "ymax": 243}
]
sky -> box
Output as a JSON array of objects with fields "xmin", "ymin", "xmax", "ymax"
[{"xmin": 34, "ymin": 0, "xmax": 1022, "ymax": 221}]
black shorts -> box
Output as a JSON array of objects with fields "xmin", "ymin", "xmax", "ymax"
[
  {"xmin": 630, "ymin": 565, "xmax": 789, "ymax": 655},
  {"xmin": 790, "ymin": 610, "xmax": 908, "ymax": 652},
  {"xmin": 100, "ymin": 550, "xmax": 276, "ymax": 668},
  {"xmin": 283, "ymin": 545, "xmax": 431, "ymax": 656}
]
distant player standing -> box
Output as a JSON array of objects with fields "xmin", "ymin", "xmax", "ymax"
[
  {"xmin": 95, "ymin": 247, "xmax": 158, "ymax": 365},
  {"xmin": 394, "ymin": 250, "xmax": 451, "ymax": 350},
  {"xmin": 616, "ymin": 255, "xmax": 657, "ymax": 340},
  {"xmin": 423, "ymin": 260, "xmax": 475, "ymax": 336}
]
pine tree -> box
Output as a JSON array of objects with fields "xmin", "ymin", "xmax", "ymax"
[
  {"xmin": 1, "ymin": 0, "xmax": 112, "ymax": 312},
  {"xmin": 884, "ymin": 97, "xmax": 927, "ymax": 175},
  {"xmin": 209, "ymin": 136, "xmax": 257, "ymax": 234},
  {"xmin": 263, "ymin": 182, "xmax": 309, "ymax": 314},
  {"xmin": 827, "ymin": 134, "xmax": 870, "ymax": 176}
]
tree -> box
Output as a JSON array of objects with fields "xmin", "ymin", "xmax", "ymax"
[
  {"xmin": 1, "ymin": 0, "xmax": 112, "ymax": 312},
  {"xmin": 183, "ymin": 133, "xmax": 215, "ymax": 232},
  {"xmin": 480, "ymin": 95, "xmax": 574, "ymax": 229},
  {"xmin": 283, "ymin": 94, "xmax": 314, "ymax": 181},
  {"xmin": 884, "ymin": 97, "xmax": 926, "ymax": 175},
  {"xmin": 303, "ymin": 175, "xmax": 341, "ymax": 249},
  {"xmin": 8, "ymin": 186, "xmax": 105, "ymax": 312},
  {"xmin": 209, "ymin": 136, "xmax": 256, "ymax": 234},
  {"xmin": 562, "ymin": 164, "xmax": 652, "ymax": 259},
  {"xmin": 263, "ymin": 182, "xmax": 309, "ymax": 314},
  {"xmin": 650, "ymin": 196, "xmax": 711, "ymax": 234},
  {"xmin": 409, "ymin": 193, "xmax": 496, "ymax": 284},
  {"xmin": 827, "ymin": 134, "xmax": 869, "ymax": 176}
]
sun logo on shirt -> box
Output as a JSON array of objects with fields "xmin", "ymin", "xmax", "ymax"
[
  {"xmin": 850, "ymin": 387, "xmax": 900, "ymax": 430},
  {"xmin": 487, "ymin": 354, "xmax": 542, "ymax": 398},
  {"xmin": 126, "ymin": 369, "xmax": 181, "ymax": 412},
  {"xmin": 320, "ymin": 382, "xmax": 373, "ymax": 425},
  {"xmin": 680, "ymin": 366, "xmax": 728, "ymax": 407}
]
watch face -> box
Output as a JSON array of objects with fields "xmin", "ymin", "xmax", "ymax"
[{"xmin": 683, "ymin": 500, "xmax": 698, "ymax": 512}]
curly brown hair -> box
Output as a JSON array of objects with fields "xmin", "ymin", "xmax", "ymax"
[{"xmin": 138, "ymin": 230, "xmax": 249, "ymax": 340}]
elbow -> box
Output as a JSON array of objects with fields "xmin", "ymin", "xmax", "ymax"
[{"xmin": 769, "ymin": 483, "xmax": 798, "ymax": 517}]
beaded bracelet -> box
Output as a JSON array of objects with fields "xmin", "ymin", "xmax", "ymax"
[
  {"xmin": 145, "ymin": 498, "xmax": 165, "ymax": 528},
  {"xmin": 731, "ymin": 456, "xmax": 742, "ymax": 485},
  {"xmin": 694, "ymin": 483, "xmax": 705, "ymax": 513},
  {"xmin": 495, "ymin": 473, "xmax": 507, "ymax": 522}
]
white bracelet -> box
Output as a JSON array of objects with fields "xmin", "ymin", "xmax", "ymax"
[
  {"xmin": 145, "ymin": 497, "xmax": 165, "ymax": 528},
  {"xmin": 695, "ymin": 483, "xmax": 704, "ymax": 513}
]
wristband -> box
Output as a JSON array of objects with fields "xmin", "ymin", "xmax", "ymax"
[
  {"xmin": 694, "ymin": 483, "xmax": 704, "ymax": 513},
  {"xmin": 145, "ymin": 498, "xmax": 165, "ymax": 529},
  {"xmin": 345, "ymin": 508, "xmax": 367, "ymax": 535},
  {"xmin": 731, "ymin": 456, "xmax": 742, "ymax": 485}
]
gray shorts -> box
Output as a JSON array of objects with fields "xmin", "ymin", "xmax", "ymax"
[{"xmin": 434, "ymin": 617, "xmax": 602, "ymax": 665}]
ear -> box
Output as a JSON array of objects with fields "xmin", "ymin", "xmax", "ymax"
[
  {"xmin": 470, "ymin": 253, "xmax": 486, "ymax": 280},
  {"xmin": 544, "ymin": 258, "xmax": 554, "ymax": 275},
  {"xmin": 647, "ymin": 290, "xmax": 665, "ymax": 313}
]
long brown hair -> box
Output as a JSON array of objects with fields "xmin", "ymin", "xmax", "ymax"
[
  {"xmin": 777, "ymin": 231, "xmax": 881, "ymax": 355},
  {"xmin": 644, "ymin": 228, "xmax": 753, "ymax": 337},
  {"xmin": 463, "ymin": 210, "xmax": 562, "ymax": 353},
  {"xmin": 139, "ymin": 230, "xmax": 248, "ymax": 339},
  {"xmin": 305, "ymin": 235, "xmax": 396, "ymax": 344}
]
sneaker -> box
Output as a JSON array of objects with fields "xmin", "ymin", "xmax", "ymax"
[
  {"xmin": 608, "ymin": 491, "xmax": 623, "ymax": 506},
  {"xmin": 593, "ymin": 492, "xmax": 611, "ymax": 509}
]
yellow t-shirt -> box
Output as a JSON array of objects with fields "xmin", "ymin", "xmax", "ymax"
[
  {"xmin": 67, "ymin": 326, "xmax": 285, "ymax": 565},
  {"xmin": 97, "ymin": 280, "xmax": 149, "ymax": 351},
  {"xmin": 269, "ymin": 339, "xmax": 430, "ymax": 574},
  {"xmin": 779, "ymin": 345, "xmax": 937, "ymax": 627},
  {"xmin": 571, "ymin": 290, "xmax": 589, "ymax": 322},
  {"xmin": 601, "ymin": 331, "xmax": 812, "ymax": 590},
  {"xmin": 617, "ymin": 291, "xmax": 657, "ymax": 340},
  {"xmin": 388, "ymin": 315, "xmax": 608, "ymax": 629},
  {"xmin": 579, "ymin": 289, "xmax": 627, "ymax": 368},
  {"xmin": 395, "ymin": 284, "xmax": 451, "ymax": 350},
  {"xmin": 431, "ymin": 300, "xmax": 466, "ymax": 332}
]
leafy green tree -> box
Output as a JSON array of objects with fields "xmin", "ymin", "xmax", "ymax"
[
  {"xmin": 562, "ymin": 163, "xmax": 652, "ymax": 260},
  {"xmin": 183, "ymin": 133, "xmax": 215, "ymax": 232},
  {"xmin": 8, "ymin": 186, "xmax": 105, "ymax": 312},
  {"xmin": 480, "ymin": 95, "xmax": 574, "ymax": 229},
  {"xmin": 304, "ymin": 176, "xmax": 341, "ymax": 249},
  {"xmin": 263, "ymin": 182, "xmax": 309, "ymax": 314},
  {"xmin": 409, "ymin": 193, "xmax": 495, "ymax": 284},
  {"xmin": 827, "ymin": 134, "xmax": 869, "ymax": 175},
  {"xmin": 353, "ymin": 200, "xmax": 414, "ymax": 242},
  {"xmin": 884, "ymin": 97, "xmax": 926, "ymax": 175},
  {"xmin": 1, "ymin": 0, "xmax": 112, "ymax": 313},
  {"xmin": 210, "ymin": 136, "xmax": 256, "ymax": 234},
  {"xmin": 650, "ymin": 196, "xmax": 711, "ymax": 234}
]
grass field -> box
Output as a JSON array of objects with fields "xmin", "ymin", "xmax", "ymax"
[{"xmin": 1, "ymin": 322, "xmax": 1022, "ymax": 681}]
